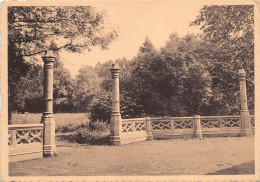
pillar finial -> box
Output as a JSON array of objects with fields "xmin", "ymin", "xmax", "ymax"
[
  {"xmin": 111, "ymin": 62, "xmax": 120, "ymax": 71},
  {"xmin": 238, "ymin": 69, "xmax": 246, "ymax": 77},
  {"xmin": 42, "ymin": 50, "xmax": 56, "ymax": 60}
]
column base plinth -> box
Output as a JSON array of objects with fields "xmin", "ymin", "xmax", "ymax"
[
  {"xmin": 41, "ymin": 116, "xmax": 57, "ymax": 157},
  {"xmin": 146, "ymin": 132, "xmax": 153, "ymax": 140},
  {"xmin": 193, "ymin": 131, "xmax": 203, "ymax": 139},
  {"xmin": 43, "ymin": 145, "xmax": 57, "ymax": 157},
  {"xmin": 110, "ymin": 136, "xmax": 122, "ymax": 146},
  {"xmin": 240, "ymin": 129, "xmax": 252, "ymax": 137}
]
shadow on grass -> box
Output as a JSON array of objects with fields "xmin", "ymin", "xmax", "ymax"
[
  {"xmin": 56, "ymin": 133, "xmax": 111, "ymax": 146},
  {"xmin": 207, "ymin": 161, "xmax": 255, "ymax": 175}
]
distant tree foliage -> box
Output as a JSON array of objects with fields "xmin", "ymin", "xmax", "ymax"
[
  {"xmin": 73, "ymin": 65, "xmax": 101, "ymax": 113},
  {"xmin": 10, "ymin": 5, "xmax": 254, "ymax": 123}
]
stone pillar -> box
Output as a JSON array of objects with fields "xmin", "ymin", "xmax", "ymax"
[
  {"xmin": 110, "ymin": 63, "xmax": 122, "ymax": 145},
  {"xmin": 238, "ymin": 69, "xmax": 252, "ymax": 136},
  {"xmin": 145, "ymin": 117, "xmax": 153, "ymax": 140},
  {"xmin": 193, "ymin": 115, "xmax": 202, "ymax": 139},
  {"xmin": 41, "ymin": 50, "xmax": 57, "ymax": 156}
]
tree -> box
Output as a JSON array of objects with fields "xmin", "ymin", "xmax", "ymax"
[
  {"xmin": 53, "ymin": 57, "xmax": 76, "ymax": 113},
  {"xmin": 10, "ymin": 63, "xmax": 44, "ymax": 113},
  {"xmin": 139, "ymin": 36, "xmax": 156, "ymax": 53},
  {"xmin": 8, "ymin": 6, "xmax": 118, "ymax": 57},
  {"xmin": 73, "ymin": 65, "xmax": 101, "ymax": 113},
  {"xmin": 9, "ymin": 56, "xmax": 76, "ymax": 114},
  {"xmin": 160, "ymin": 33, "xmax": 214, "ymax": 116},
  {"xmin": 8, "ymin": 6, "xmax": 118, "ymax": 122},
  {"xmin": 190, "ymin": 5, "xmax": 254, "ymax": 114},
  {"xmin": 90, "ymin": 58, "xmax": 138, "ymax": 121}
]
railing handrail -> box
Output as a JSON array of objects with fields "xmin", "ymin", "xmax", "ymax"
[
  {"xmin": 122, "ymin": 118, "xmax": 146, "ymax": 122},
  {"xmin": 151, "ymin": 117, "xmax": 193, "ymax": 120},
  {"xmin": 200, "ymin": 115, "xmax": 241, "ymax": 119},
  {"xmin": 8, "ymin": 124, "xmax": 44, "ymax": 129},
  {"xmin": 122, "ymin": 115, "xmax": 254, "ymax": 122}
]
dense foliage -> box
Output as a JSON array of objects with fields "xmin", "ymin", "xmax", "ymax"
[
  {"xmin": 8, "ymin": 6, "xmax": 118, "ymax": 122},
  {"xmin": 9, "ymin": 5, "xmax": 254, "ymax": 123},
  {"xmin": 190, "ymin": 5, "xmax": 254, "ymax": 114}
]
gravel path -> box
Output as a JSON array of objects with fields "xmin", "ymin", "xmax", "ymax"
[{"xmin": 9, "ymin": 137, "xmax": 254, "ymax": 176}]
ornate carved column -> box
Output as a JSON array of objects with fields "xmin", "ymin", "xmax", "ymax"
[
  {"xmin": 41, "ymin": 50, "xmax": 57, "ymax": 156},
  {"xmin": 238, "ymin": 69, "xmax": 252, "ymax": 136},
  {"xmin": 110, "ymin": 63, "xmax": 122, "ymax": 145}
]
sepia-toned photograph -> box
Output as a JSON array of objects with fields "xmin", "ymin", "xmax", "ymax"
[{"xmin": 0, "ymin": 0, "xmax": 259, "ymax": 181}]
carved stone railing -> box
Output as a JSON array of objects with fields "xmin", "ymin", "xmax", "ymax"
[
  {"xmin": 148, "ymin": 115, "xmax": 255, "ymax": 139},
  {"xmin": 200, "ymin": 115, "xmax": 241, "ymax": 129},
  {"xmin": 120, "ymin": 118, "xmax": 152, "ymax": 144},
  {"xmin": 199, "ymin": 115, "xmax": 244, "ymax": 137},
  {"xmin": 122, "ymin": 118, "xmax": 147, "ymax": 133},
  {"xmin": 120, "ymin": 114, "xmax": 254, "ymax": 141},
  {"xmin": 8, "ymin": 124, "xmax": 44, "ymax": 162},
  {"xmin": 149, "ymin": 117, "xmax": 195, "ymax": 139},
  {"xmin": 150, "ymin": 117, "xmax": 194, "ymax": 130}
]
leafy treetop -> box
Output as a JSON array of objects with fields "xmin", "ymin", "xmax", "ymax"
[{"xmin": 8, "ymin": 6, "xmax": 118, "ymax": 57}]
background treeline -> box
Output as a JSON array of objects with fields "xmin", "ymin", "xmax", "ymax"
[
  {"xmin": 12, "ymin": 32, "xmax": 254, "ymax": 121},
  {"xmin": 9, "ymin": 5, "xmax": 254, "ymax": 122}
]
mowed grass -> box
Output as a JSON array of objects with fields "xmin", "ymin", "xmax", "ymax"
[
  {"xmin": 9, "ymin": 137, "xmax": 255, "ymax": 176},
  {"xmin": 11, "ymin": 113, "xmax": 89, "ymax": 132}
]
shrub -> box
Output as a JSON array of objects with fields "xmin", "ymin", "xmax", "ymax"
[
  {"xmin": 55, "ymin": 123, "xmax": 80, "ymax": 133},
  {"xmin": 73, "ymin": 121, "xmax": 110, "ymax": 145},
  {"xmin": 88, "ymin": 91, "xmax": 111, "ymax": 123},
  {"xmin": 89, "ymin": 120, "xmax": 110, "ymax": 132},
  {"xmin": 74, "ymin": 128, "xmax": 110, "ymax": 145}
]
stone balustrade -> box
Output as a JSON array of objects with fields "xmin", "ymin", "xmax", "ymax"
[
  {"xmin": 150, "ymin": 117, "xmax": 194, "ymax": 130},
  {"xmin": 200, "ymin": 115, "xmax": 241, "ymax": 128},
  {"xmin": 200, "ymin": 115, "xmax": 242, "ymax": 137},
  {"xmin": 8, "ymin": 124, "xmax": 44, "ymax": 162},
  {"xmin": 146, "ymin": 115, "xmax": 254, "ymax": 139},
  {"xmin": 122, "ymin": 118, "xmax": 146, "ymax": 133},
  {"xmin": 118, "ymin": 117, "xmax": 153, "ymax": 145}
]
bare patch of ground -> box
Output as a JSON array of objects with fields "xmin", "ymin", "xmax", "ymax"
[{"xmin": 9, "ymin": 137, "xmax": 254, "ymax": 176}]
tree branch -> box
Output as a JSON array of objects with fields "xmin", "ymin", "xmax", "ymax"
[{"xmin": 22, "ymin": 39, "xmax": 74, "ymax": 57}]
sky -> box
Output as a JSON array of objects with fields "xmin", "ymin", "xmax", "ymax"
[{"xmin": 60, "ymin": 2, "xmax": 204, "ymax": 77}]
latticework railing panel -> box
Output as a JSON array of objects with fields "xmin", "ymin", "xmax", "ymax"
[
  {"xmin": 222, "ymin": 118, "xmax": 240, "ymax": 127},
  {"xmin": 122, "ymin": 122, "xmax": 134, "ymax": 133},
  {"xmin": 122, "ymin": 118, "xmax": 146, "ymax": 133},
  {"xmin": 8, "ymin": 124, "xmax": 43, "ymax": 147},
  {"xmin": 201, "ymin": 119, "xmax": 220, "ymax": 128},
  {"xmin": 173, "ymin": 120, "xmax": 193, "ymax": 129},
  {"xmin": 135, "ymin": 122, "xmax": 146, "ymax": 131},
  {"xmin": 16, "ymin": 130, "xmax": 42, "ymax": 145},
  {"xmin": 151, "ymin": 120, "xmax": 171, "ymax": 130}
]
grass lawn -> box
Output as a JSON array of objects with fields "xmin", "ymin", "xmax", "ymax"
[
  {"xmin": 9, "ymin": 136, "xmax": 255, "ymax": 176},
  {"xmin": 11, "ymin": 113, "xmax": 89, "ymax": 132}
]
